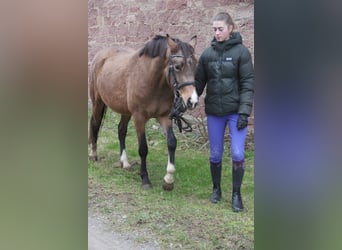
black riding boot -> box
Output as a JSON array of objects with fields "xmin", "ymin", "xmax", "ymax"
[
  {"xmin": 210, "ymin": 161, "xmax": 222, "ymax": 203},
  {"xmin": 232, "ymin": 161, "xmax": 245, "ymax": 212}
]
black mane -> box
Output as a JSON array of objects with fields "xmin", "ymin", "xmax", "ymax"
[
  {"xmin": 138, "ymin": 35, "xmax": 168, "ymax": 58},
  {"xmin": 138, "ymin": 35, "xmax": 194, "ymax": 59}
]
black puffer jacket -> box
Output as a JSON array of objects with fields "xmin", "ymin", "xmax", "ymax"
[{"xmin": 195, "ymin": 32, "xmax": 254, "ymax": 116}]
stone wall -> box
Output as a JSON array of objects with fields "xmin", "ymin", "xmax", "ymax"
[{"xmin": 88, "ymin": 0, "xmax": 253, "ymax": 63}]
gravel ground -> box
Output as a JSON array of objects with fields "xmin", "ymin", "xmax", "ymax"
[{"xmin": 88, "ymin": 215, "xmax": 160, "ymax": 250}]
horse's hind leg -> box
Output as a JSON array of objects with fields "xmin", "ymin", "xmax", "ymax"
[
  {"xmin": 88, "ymin": 99, "xmax": 107, "ymax": 161},
  {"xmin": 118, "ymin": 115, "xmax": 132, "ymax": 169}
]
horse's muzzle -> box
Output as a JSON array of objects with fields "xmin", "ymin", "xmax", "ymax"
[{"xmin": 187, "ymin": 98, "xmax": 198, "ymax": 109}]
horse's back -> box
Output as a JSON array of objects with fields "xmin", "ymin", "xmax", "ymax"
[
  {"xmin": 94, "ymin": 46, "xmax": 134, "ymax": 60},
  {"xmin": 90, "ymin": 47, "xmax": 136, "ymax": 115},
  {"xmin": 91, "ymin": 47, "xmax": 135, "ymax": 73}
]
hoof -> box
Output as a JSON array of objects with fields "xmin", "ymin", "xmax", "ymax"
[
  {"xmin": 162, "ymin": 180, "xmax": 174, "ymax": 191},
  {"xmin": 121, "ymin": 164, "xmax": 134, "ymax": 171},
  {"xmin": 120, "ymin": 161, "xmax": 132, "ymax": 169},
  {"xmin": 89, "ymin": 155, "xmax": 98, "ymax": 161},
  {"xmin": 142, "ymin": 183, "xmax": 153, "ymax": 190}
]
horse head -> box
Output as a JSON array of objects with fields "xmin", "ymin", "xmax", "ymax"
[{"xmin": 166, "ymin": 35, "xmax": 199, "ymax": 114}]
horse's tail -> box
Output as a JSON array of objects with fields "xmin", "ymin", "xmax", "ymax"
[
  {"xmin": 97, "ymin": 104, "xmax": 107, "ymax": 133},
  {"xmin": 88, "ymin": 104, "xmax": 107, "ymax": 145},
  {"xmin": 88, "ymin": 51, "xmax": 109, "ymax": 144}
]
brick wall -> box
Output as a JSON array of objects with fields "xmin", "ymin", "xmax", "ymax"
[
  {"xmin": 88, "ymin": 0, "xmax": 253, "ymax": 62},
  {"xmin": 88, "ymin": 0, "xmax": 254, "ymax": 122}
]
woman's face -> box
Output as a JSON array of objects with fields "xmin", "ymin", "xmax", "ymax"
[{"xmin": 213, "ymin": 21, "xmax": 232, "ymax": 42}]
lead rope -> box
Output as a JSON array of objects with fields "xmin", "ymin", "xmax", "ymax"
[{"xmin": 168, "ymin": 62, "xmax": 193, "ymax": 133}]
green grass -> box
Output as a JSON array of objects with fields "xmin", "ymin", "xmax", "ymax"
[{"xmin": 88, "ymin": 110, "xmax": 254, "ymax": 249}]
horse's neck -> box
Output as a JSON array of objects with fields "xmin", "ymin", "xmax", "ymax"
[
  {"xmin": 147, "ymin": 56, "xmax": 166, "ymax": 72},
  {"xmin": 137, "ymin": 56, "xmax": 170, "ymax": 89},
  {"xmin": 129, "ymin": 55, "xmax": 174, "ymax": 108}
]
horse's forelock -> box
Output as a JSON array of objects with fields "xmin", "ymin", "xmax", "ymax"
[
  {"xmin": 172, "ymin": 38, "xmax": 194, "ymax": 57},
  {"xmin": 138, "ymin": 35, "xmax": 168, "ymax": 58},
  {"xmin": 138, "ymin": 35, "xmax": 194, "ymax": 59}
]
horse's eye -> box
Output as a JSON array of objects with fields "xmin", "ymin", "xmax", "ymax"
[{"xmin": 174, "ymin": 63, "xmax": 183, "ymax": 71}]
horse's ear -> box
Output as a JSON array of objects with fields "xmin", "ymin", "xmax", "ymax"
[
  {"xmin": 189, "ymin": 35, "xmax": 197, "ymax": 49},
  {"xmin": 166, "ymin": 34, "xmax": 178, "ymax": 52}
]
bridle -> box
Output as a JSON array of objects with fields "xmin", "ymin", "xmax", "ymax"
[
  {"xmin": 168, "ymin": 54, "xmax": 195, "ymax": 133},
  {"xmin": 169, "ymin": 54, "xmax": 195, "ymax": 91}
]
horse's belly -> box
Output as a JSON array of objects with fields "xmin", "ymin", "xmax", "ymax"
[{"xmin": 97, "ymin": 75, "xmax": 131, "ymax": 115}]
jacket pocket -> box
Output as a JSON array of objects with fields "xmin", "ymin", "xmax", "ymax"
[{"xmin": 221, "ymin": 61, "xmax": 236, "ymax": 78}]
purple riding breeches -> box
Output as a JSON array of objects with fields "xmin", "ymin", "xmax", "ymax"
[{"xmin": 207, "ymin": 114, "xmax": 247, "ymax": 163}]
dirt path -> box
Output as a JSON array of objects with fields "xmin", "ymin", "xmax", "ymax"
[{"xmin": 88, "ymin": 214, "xmax": 160, "ymax": 250}]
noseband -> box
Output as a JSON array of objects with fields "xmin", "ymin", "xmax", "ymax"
[{"xmin": 168, "ymin": 54, "xmax": 195, "ymax": 133}]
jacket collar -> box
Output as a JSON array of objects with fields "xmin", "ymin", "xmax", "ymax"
[{"xmin": 211, "ymin": 32, "xmax": 242, "ymax": 52}]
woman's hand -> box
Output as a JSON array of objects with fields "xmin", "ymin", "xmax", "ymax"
[{"xmin": 237, "ymin": 114, "xmax": 248, "ymax": 130}]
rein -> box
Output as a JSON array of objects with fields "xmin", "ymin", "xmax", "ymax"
[{"xmin": 168, "ymin": 54, "xmax": 194, "ymax": 133}]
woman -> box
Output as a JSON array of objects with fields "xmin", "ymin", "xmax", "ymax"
[{"xmin": 195, "ymin": 12, "xmax": 254, "ymax": 212}]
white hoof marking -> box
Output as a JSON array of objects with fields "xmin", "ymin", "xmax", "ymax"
[
  {"xmin": 120, "ymin": 150, "xmax": 131, "ymax": 169},
  {"xmin": 164, "ymin": 159, "xmax": 175, "ymax": 184}
]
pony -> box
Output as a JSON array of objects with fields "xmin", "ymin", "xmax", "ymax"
[{"xmin": 88, "ymin": 34, "xmax": 198, "ymax": 191}]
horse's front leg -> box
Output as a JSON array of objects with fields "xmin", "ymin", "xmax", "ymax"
[
  {"xmin": 158, "ymin": 117, "xmax": 176, "ymax": 191},
  {"xmin": 133, "ymin": 114, "xmax": 152, "ymax": 189}
]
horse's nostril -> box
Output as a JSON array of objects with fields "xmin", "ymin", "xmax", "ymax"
[
  {"xmin": 187, "ymin": 98, "xmax": 192, "ymax": 107},
  {"xmin": 187, "ymin": 98, "xmax": 197, "ymax": 108}
]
